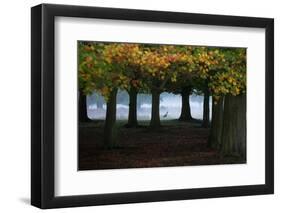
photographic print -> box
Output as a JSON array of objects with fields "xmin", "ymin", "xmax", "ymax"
[
  {"xmin": 78, "ymin": 41, "xmax": 247, "ymax": 170},
  {"xmin": 31, "ymin": 4, "xmax": 273, "ymax": 208}
]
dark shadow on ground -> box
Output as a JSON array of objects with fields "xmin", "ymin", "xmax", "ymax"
[{"xmin": 78, "ymin": 120, "xmax": 245, "ymax": 170}]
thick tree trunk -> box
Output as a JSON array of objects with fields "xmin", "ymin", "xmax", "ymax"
[
  {"xmin": 202, "ymin": 88, "xmax": 210, "ymax": 128},
  {"xmin": 127, "ymin": 87, "xmax": 138, "ymax": 127},
  {"xmin": 79, "ymin": 90, "xmax": 90, "ymax": 122},
  {"xmin": 104, "ymin": 89, "xmax": 118, "ymax": 148},
  {"xmin": 179, "ymin": 87, "xmax": 192, "ymax": 121},
  {"xmin": 208, "ymin": 97, "xmax": 224, "ymax": 149},
  {"xmin": 220, "ymin": 94, "xmax": 246, "ymax": 158},
  {"xmin": 150, "ymin": 89, "xmax": 161, "ymax": 128},
  {"xmin": 236, "ymin": 94, "xmax": 247, "ymax": 158}
]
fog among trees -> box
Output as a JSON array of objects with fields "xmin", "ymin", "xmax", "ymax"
[{"xmin": 86, "ymin": 91, "xmax": 212, "ymax": 121}]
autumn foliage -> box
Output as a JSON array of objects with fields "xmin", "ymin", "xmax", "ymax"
[
  {"xmin": 78, "ymin": 41, "xmax": 246, "ymax": 157},
  {"xmin": 79, "ymin": 42, "xmax": 246, "ymax": 99}
]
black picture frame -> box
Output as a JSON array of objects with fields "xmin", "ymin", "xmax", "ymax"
[{"xmin": 31, "ymin": 3, "xmax": 274, "ymax": 209}]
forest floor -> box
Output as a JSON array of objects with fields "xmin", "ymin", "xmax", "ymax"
[{"xmin": 78, "ymin": 120, "xmax": 246, "ymax": 170}]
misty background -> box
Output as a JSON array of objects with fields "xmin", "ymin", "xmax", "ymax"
[{"xmin": 86, "ymin": 91, "xmax": 212, "ymax": 121}]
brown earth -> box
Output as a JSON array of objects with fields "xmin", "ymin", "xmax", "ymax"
[{"xmin": 78, "ymin": 120, "xmax": 245, "ymax": 170}]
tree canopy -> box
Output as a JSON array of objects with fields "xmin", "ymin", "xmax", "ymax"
[
  {"xmin": 78, "ymin": 41, "xmax": 246, "ymax": 100},
  {"xmin": 78, "ymin": 41, "xmax": 247, "ymax": 155}
]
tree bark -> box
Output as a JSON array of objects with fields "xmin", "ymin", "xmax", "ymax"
[
  {"xmin": 179, "ymin": 87, "xmax": 193, "ymax": 121},
  {"xmin": 220, "ymin": 94, "xmax": 246, "ymax": 158},
  {"xmin": 126, "ymin": 87, "xmax": 138, "ymax": 127},
  {"xmin": 208, "ymin": 97, "xmax": 224, "ymax": 149},
  {"xmin": 150, "ymin": 89, "xmax": 161, "ymax": 128},
  {"xmin": 202, "ymin": 87, "xmax": 210, "ymax": 128},
  {"xmin": 104, "ymin": 89, "xmax": 118, "ymax": 148},
  {"xmin": 79, "ymin": 90, "xmax": 90, "ymax": 122}
]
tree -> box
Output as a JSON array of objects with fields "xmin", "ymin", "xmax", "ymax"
[
  {"xmin": 78, "ymin": 90, "xmax": 90, "ymax": 122},
  {"xmin": 192, "ymin": 47, "xmax": 223, "ymax": 127},
  {"xmin": 141, "ymin": 45, "xmax": 195, "ymax": 127},
  {"xmin": 104, "ymin": 88, "xmax": 118, "ymax": 148},
  {"xmin": 79, "ymin": 41, "xmax": 247, "ymax": 156},
  {"xmin": 79, "ymin": 42, "xmax": 130, "ymax": 147},
  {"xmin": 164, "ymin": 46, "xmax": 195, "ymax": 122},
  {"xmin": 202, "ymin": 79, "xmax": 210, "ymax": 127},
  {"xmin": 103, "ymin": 43, "xmax": 145, "ymax": 128},
  {"xmin": 179, "ymin": 86, "xmax": 193, "ymax": 121},
  {"xmin": 208, "ymin": 96, "xmax": 224, "ymax": 148},
  {"xmin": 139, "ymin": 45, "xmax": 171, "ymax": 128},
  {"xmin": 208, "ymin": 48, "xmax": 246, "ymax": 157},
  {"xmin": 220, "ymin": 94, "xmax": 246, "ymax": 157},
  {"xmin": 77, "ymin": 42, "xmax": 96, "ymax": 123},
  {"xmin": 127, "ymin": 86, "xmax": 138, "ymax": 127}
]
